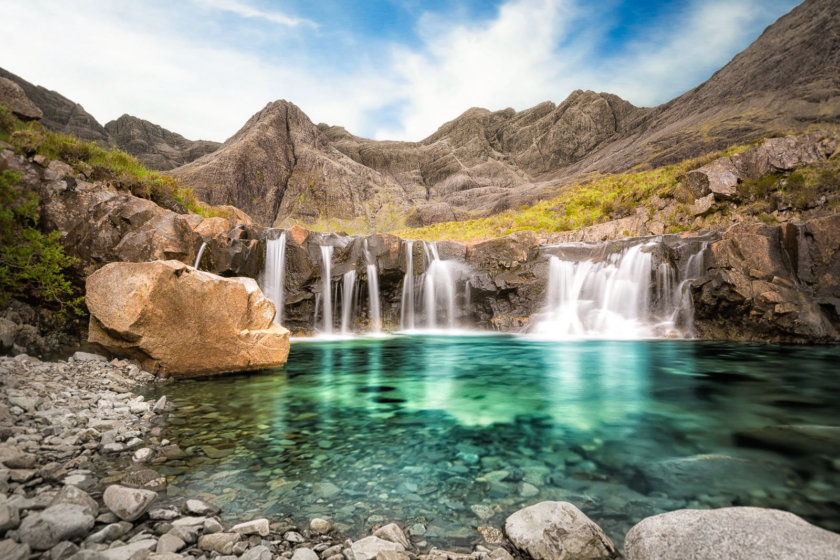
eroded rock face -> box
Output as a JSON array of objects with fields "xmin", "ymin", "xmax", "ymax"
[
  {"xmin": 504, "ymin": 501, "xmax": 619, "ymax": 560},
  {"xmin": 624, "ymin": 507, "xmax": 840, "ymax": 560},
  {"xmin": 86, "ymin": 260, "xmax": 290, "ymax": 378},
  {"xmin": 104, "ymin": 114, "xmax": 220, "ymax": 171},
  {"xmin": 693, "ymin": 216, "xmax": 840, "ymax": 343}
]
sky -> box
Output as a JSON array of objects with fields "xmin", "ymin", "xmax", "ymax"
[{"xmin": 1, "ymin": 0, "xmax": 801, "ymax": 143}]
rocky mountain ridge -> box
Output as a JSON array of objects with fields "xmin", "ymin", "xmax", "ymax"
[
  {"xmin": 169, "ymin": 0, "xmax": 839, "ymax": 229},
  {"xmin": 0, "ymin": 68, "xmax": 219, "ymax": 170}
]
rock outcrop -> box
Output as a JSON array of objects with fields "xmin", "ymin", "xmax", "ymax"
[
  {"xmin": 624, "ymin": 507, "xmax": 840, "ymax": 560},
  {"xmin": 0, "ymin": 77, "xmax": 43, "ymax": 120},
  {"xmin": 0, "ymin": 67, "xmax": 220, "ymax": 170},
  {"xmin": 86, "ymin": 260, "xmax": 290, "ymax": 378},
  {"xmin": 694, "ymin": 215, "xmax": 840, "ymax": 343},
  {"xmin": 104, "ymin": 114, "xmax": 220, "ymax": 170}
]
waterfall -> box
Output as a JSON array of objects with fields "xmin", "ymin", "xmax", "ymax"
[
  {"xmin": 536, "ymin": 240, "xmax": 707, "ymax": 339},
  {"xmin": 319, "ymin": 245, "xmax": 334, "ymax": 334},
  {"xmin": 262, "ymin": 232, "xmax": 287, "ymax": 324},
  {"xmin": 341, "ymin": 270, "xmax": 356, "ymax": 335},
  {"xmin": 422, "ymin": 242, "xmax": 457, "ymax": 329},
  {"xmin": 364, "ymin": 241, "xmax": 382, "ymax": 333},
  {"xmin": 194, "ymin": 242, "xmax": 208, "ymax": 270},
  {"xmin": 400, "ymin": 240, "xmax": 416, "ymax": 330}
]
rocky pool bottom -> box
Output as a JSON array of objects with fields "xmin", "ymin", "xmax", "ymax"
[{"xmin": 1, "ymin": 338, "xmax": 840, "ymax": 560}]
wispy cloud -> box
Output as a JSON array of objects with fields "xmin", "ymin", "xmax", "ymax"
[
  {"xmin": 0, "ymin": 0, "xmax": 799, "ymax": 143},
  {"xmin": 192, "ymin": 0, "xmax": 317, "ymax": 28}
]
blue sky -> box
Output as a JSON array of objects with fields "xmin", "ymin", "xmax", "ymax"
[{"xmin": 1, "ymin": 0, "xmax": 800, "ymax": 142}]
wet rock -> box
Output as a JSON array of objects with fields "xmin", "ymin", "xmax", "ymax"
[
  {"xmin": 86, "ymin": 260, "xmax": 291, "ymax": 378},
  {"xmin": 133, "ymin": 448, "xmax": 155, "ymax": 463},
  {"xmin": 477, "ymin": 526, "xmax": 503, "ymax": 544},
  {"xmin": 504, "ymin": 501, "xmax": 618, "ymax": 560},
  {"xmin": 232, "ymin": 518, "xmax": 270, "ymax": 537},
  {"xmin": 373, "ymin": 524, "xmax": 410, "ymax": 549},
  {"xmin": 0, "ymin": 539, "xmax": 30, "ymax": 560},
  {"xmin": 638, "ymin": 454, "xmax": 794, "ymax": 499},
  {"xmin": 100, "ymin": 538, "xmax": 157, "ymax": 560},
  {"xmin": 624, "ymin": 507, "xmax": 840, "ymax": 560},
  {"xmin": 185, "ymin": 498, "xmax": 219, "ymax": 516},
  {"xmin": 156, "ymin": 533, "xmax": 186, "ymax": 553},
  {"xmin": 18, "ymin": 503, "xmax": 96, "ymax": 550},
  {"xmin": 198, "ymin": 532, "xmax": 241, "ymax": 554},
  {"xmin": 103, "ymin": 484, "xmax": 158, "ymax": 521},
  {"xmin": 285, "ymin": 531, "xmax": 306, "ymax": 543},
  {"xmin": 292, "ymin": 547, "xmax": 320, "ymax": 560},
  {"xmin": 85, "ymin": 521, "xmax": 132, "ymax": 544},
  {"xmin": 48, "ymin": 541, "xmax": 79, "ymax": 560},
  {"xmin": 0, "ymin": 503, "xmax": 20, "ymax": 531},
  {"xmin": 735, "ymin": 425, "xmax": 840, "ymax": 455},
  {"xmin": 312, "ymin": 481, "xmax": 341, "ymax": 499},
  {"xmin": 242, "ymin": 545, "xmax": 273, "ymax": 560},
  {"xmin": 352, "ymin": 536, "xmax": 406, "ymax": 560},
  {"xmin": 310, "ymin": 517, "xmax": 333, "ymax": 534},
  {"xmin": 51, "ymin": 484, "xmax": 99, "ymax": 517}
]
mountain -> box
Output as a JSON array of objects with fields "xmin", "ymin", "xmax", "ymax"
[
  {"xmin": 169, "ymin": 0, "xmax": 839, "ymax": 229},
  {"xmin": 0, "ymin": 67, "xmax": 218, "ymax": 171},
  {"xmin": 104, "ymin": 115, "xmax": 220, "ymax": 171},
  {"xmin": 168, "ymin": 100, "xmax": 420, "ymax": 228}
]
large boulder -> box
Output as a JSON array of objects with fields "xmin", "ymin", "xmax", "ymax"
[
  {"xmin": 624, "ymin": 507, "xmax": 840, "ymax": 560},
  {"xmin": 86, "ymin": 260, "xmax": 290, "ymax": 378},
  {"xmin": 17, "ymin": 504, "xmax": 95, "ymax": 550},
  {"xmin": 504, "ymin": 501, "xmax": 619, "ymax": 560}
]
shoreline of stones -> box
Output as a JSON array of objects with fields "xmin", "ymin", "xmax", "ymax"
[{"xmin": 2, "ymin": 354, "xmax": 839, "ymax": 560}]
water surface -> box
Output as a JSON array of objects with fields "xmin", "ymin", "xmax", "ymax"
[{"xmin": 148, "ymin": 336, "xmax": 840, "ymax": 548}]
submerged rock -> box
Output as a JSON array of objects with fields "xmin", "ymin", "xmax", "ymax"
[
  {"xmin": 624, "ymin": 507, "xmax": 840, "ymax": 560},
  {"xmin": 504, "ymin": 501, "xmax": 619, "ymax": 560},
  {"xmin": 86, "ymin": 260, "xmax": 290, "ymax": 378}
]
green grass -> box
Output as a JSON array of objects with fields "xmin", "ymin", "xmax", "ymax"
[
  {"xmin": 390, "ymin": 143, "xmax": 753, "ymax": 242},
  {"xmin": 0, "ymin": 104, "xmax": 220, "ymax": 218}
]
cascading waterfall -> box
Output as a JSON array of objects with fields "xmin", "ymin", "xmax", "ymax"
[
  {"xmin": 194, "ymin": 242, "xmax": 208, "ymax": 270},
  {"xmin": 262, "ymin": 232, "xmax": 287, "ymax": 324},
  {"xmin": 400, "ymin": 240, "xmax": 416, "ymax": 330},
  {"xmin": 363, "ymin": 241, "xmax": 382, "ymax": 333},
  {"xmin": 318, "ymin": 245, "xmax": 334, "ymax": 334},
  {"xmin": 341, "ymin": 271, "xmax": 356, "ymax": 335},
  {"xmin": 535, "ymin": 240, "xmax": 706, "ymax": 339},
  {"xmin": 422, "ymin": 242, "xmax": 457, "ymax": 329}
]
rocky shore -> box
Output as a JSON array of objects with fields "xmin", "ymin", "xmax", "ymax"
[{"xmin": 2, "ymin": 356, "xmax": 840, "ymax": 560}]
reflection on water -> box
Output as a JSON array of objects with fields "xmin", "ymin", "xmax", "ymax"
[{"xmin": 140, "ymin": 337, "xmax": 840, "ymax": 549}]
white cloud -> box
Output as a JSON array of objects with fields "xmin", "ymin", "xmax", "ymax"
[
  {"xmin": 0, "ymin": 0, "xmax": 799, "ymax": 143},
  {"xmin": 192, "ymin": 0, "xmax": 317, "ymax": 27}
]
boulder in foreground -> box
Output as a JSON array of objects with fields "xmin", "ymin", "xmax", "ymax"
[
  {"xmin": 624, "ymin": 507, "xmax": 840, "ymax": 560},
  {"xmin": 505, "ymin": 501, "xmax": 618, "ymax": 560},
  {"xmin": 86, "ymin": 260, "xmax": 290, "ymax": 378}
]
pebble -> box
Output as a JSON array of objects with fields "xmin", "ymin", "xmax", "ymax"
[
  {"xmin": 103, "ymin": 484, "xmax": 158, "ymax": 521},
  {"xmin": 232, "ymin": 518, "xmax": 270, "ymax": 536}
]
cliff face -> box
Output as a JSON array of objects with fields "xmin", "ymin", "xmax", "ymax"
[
  {"xmin": 0, "ymin": 68, "xmax": 219, "ymax": 170},
  {"xmin": 169, "ymin": 0, "xmax": 840, "ymax": 228}
]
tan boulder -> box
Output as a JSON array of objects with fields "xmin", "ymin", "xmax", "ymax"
[{"xmin": 86, "ymin": 260, "xmax": 289, "ymax": 378}]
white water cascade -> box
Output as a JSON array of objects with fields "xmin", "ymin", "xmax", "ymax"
[
  {"xmin": 400, "ymin": 241, "xmax": 416, "ymax": 330},
  {"xmin": 318, "ymin": 245, "xmax": 334, "ymax": 334},
  {"xmin": 262, "ymin": 232, "xmax": 287, "ymax": 324},
  {"xmin": 340, "ymin": 270, "xmax": 356, "ymax": 335},
  {"xmin": 194, "ymin": 242, "xmax": 208, "ymax": 270},
  {"xmin": 364, "ymin": 241, "xmax": 382, "ymax": 333},
  {"xmin": 535, "ymin": 241, "xmax": 706, "ymax": 339},
  {"xmin": 422, "ymin": 242, "xmax": 458, "ymax": 329}
]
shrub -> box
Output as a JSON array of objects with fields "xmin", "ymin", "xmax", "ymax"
[{"xmin": 0, "ymin": 170, "xmax": 84, "ymax": 319}]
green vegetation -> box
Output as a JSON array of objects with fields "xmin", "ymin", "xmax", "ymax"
[
  {"xmin": 391, "ymin": 143, "xmax": 752, "ymax": 241},
  {"xmin": 0, "ymin": 169, "xmax": 84, "ymax": 319},
  {"xmin": 738, "ymin": 151, "xmax": 840, "ymax": 214},
  {"xmin": 0, "ymin": 104, "xmax": 218, "ymax": 217}
]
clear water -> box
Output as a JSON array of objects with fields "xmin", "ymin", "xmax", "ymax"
[{"xmin": 149, "ymin": 336, "xmax": 840, "ymax": 548}]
